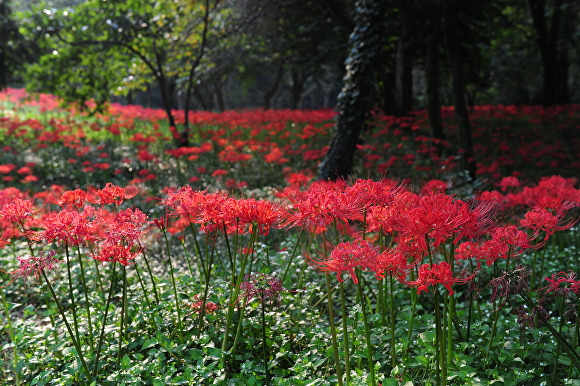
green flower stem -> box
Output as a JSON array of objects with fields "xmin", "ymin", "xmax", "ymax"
[
  {"xmin": 196, "ymin": 247, "xmax": 215, "ymax": 337},
  {"xmin": 1, "ymin": 291, "xmax": 21, "ymax": 386},
  {"xmin": 260, "ymin": 295, "xmax": 271, "ymax": 386},
  {"xmin": 40, "ymin": 268, "xmax": 91, "ymax": 383},
  {"xmin": 64, "ymin": 246, "xmax": 81, "ymax": 346},
  {"xmin": 434, "ymin": 289, "xmax": 445, "ymax": 386},
  {"xmin": 404, "ymin": 269, "xmax": 417, "ymax": 362},
  {"xmin": 93, "ymin": 260, "xmax": 105, "ymax": 299},
  {"xmin": 75, "ymin": 246, "xmax": 94, "ymax": 350},
  {"xmin": 134, "ymin": 263, "xmax": 158, "ymax": 331},
  {"xmin": 93, "ymin": 262, "xmax": 118, "ymax": 378},
  {"xmin": 389, "ymin": 274, "xmax": 397, "ymax": 369},
  {"xmin": 116, "ymin": 265, "xmax": 128, "ymax": 371},
  {"xmin": 220, "ymin": 229, "xmax": 258, "ymax": 368},
  {"xmin": 161, "ymin": 228, "xmax": 183, "ymax": 339},
  {"xmin": 357, "ymin": 270, "xmax": 376, "ymax": 386},
  {"xmin": 281, "ymin": 229, "xmax": 304, "ymax": 284},
  {"xmin": 339, "ymin": 281, "xmax": 351, "ymax": 383},
  {"xmin": 325, "ymin": 274, "xmax": 344, "ymax": 386},
  {"xmin": 179, "ymin": 238, "xmax": 196, "ymax": 278},
  {"xmin": 520, "ymin": 291, "xmax": 580, "ymax": 372},
  {"xmin": 551, "ymin": 297, "xmax": 566, "ymax": 384},
  {"xmin": 188, "ymin": 223, "xmax": 207, "ymax": 284},
  {"xmin": 140, "ymin": 250, "xmax": 160, "ymax": 304}
]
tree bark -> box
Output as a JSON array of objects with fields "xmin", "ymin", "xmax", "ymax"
[
  {"xmin": 263, "ymin": 63, "xmax": 284, "ymax": 110},
  {"xmin": 319, "ymin": 0, "xmax": 386, "ymax": 181},
  {"xmin": 395, "ymin": 21, "xmax": 413, "ymax": 116},
  {"xmin": 529, "ymin": 0, "xmax": 572, "ymax": 106},
  {"xmin": 425, "ymin": 3, "xmax": 444, "ymax": 141},
  {"xmin": 444, "ymin": 3, "xmax": 476, "ymax": 181}
]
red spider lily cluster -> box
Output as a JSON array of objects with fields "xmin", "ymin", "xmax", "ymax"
[
  {"xmin": 0, "ymin": 184, "xmax": 151, "ymax": 274},
  {"xmin": 0, "ymin": 174, "xmax": 577, "ymax": 296},
  {"xmin": 2, "ymin": 89, "xmax": 578, "ymax": 192}
]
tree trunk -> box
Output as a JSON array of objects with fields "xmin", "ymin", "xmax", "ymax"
[
  {"xmin": 425, "ymin": 3, "xmax": 444, "ymax": 141},
  {"xmin": 291, "ymin": 70, "xmax": 304, "ymax": 109},
  {"xmin": 395, "ymin": 22, "xmax": 413, "ymax": 116},
  {"xmin": 263, "ymin": 63, "xmax": 283, "ymax": 110},
  {"xmin": 529, "ymin": 0, "xmax": 572, "ymax": 106},
  {"xmin": 319, "ymin": 0, "xmax": 386, "ymax": 181},
  {"xmin": 444, "ymin": 3, "xmax": 476, "ymax": 181}
]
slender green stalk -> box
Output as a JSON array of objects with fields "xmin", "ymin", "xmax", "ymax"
[
  {"xmin": 93, "ymin": 262, "xmax": 118, "ymax": 378},
  {"xmin": 260, "ymin": 295, "xmax": 271, "ymax": 386},
  {"xmin": 64, "ymin": 246, "xmax": 81, "ymax": 345},
  {"xmin": 434, "ymin": 290, "xmax": 444, "ymax": 386},
  {"xmin": 1, "ymin": 291, "xmax": 21, "ymax": 386},
  {"xmin": 76, "ymin": 246, "xmax": 94, "ymax": 350},
  {"xmin": 551, "ymin": 297, "xmax": 566, "ymax": 384},
  {"xmin": 116, "ymin": 265, "xmax": 128, "ymax": 371},
  {"xmin": 161, "ymin": 228, "xmax": 183, "ymax": 339},
  {"xmin": 93, "ymin": 260, "xmax": 105, "ymax": 299},
  {"xmin": 188, "ymin": 223, "xmax": 206, "ymax": 284},
  {"xmin": 220, "ymin": 229, "xmax": 258, "ymax": 367},
  {"xmin": 134, "ymin": 263, "xmax": 158, "ymax": 331},
  {"xmin": 179, "ymin": 238, "xmax": 196, "ymax": 278},
  {"xmin": 40, "ymin": 268, "xmax": 91, "ymax": 382},
  {"xmin": 281, "ymin": 228, "xmax": 304, "ymax": 283},
  {"xmin": 196, "ymin": 247, "xmax": 215, "ymax": 337},
  {"xmin": 388, "ymin": 275, "xmax": 397, "ymax": 369},
  {"xmin": 357, "ymin": 270, "xmax": 376, "ymax": 386},
  {"xmin": 520, "ymin": 291, "xmax": 580, "ymax": 372},
  {"xmin": 140, "ymin": 250, "xmax": 160, "ymax": 303},
  {"xmin": 339, "ymin": 281, "xmax": 351, "ymax": 383},
  {"xmin": 325, "ymin": 274, "xmax": 344, "ymax": 386}
]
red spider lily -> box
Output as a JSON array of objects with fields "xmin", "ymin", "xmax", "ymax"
[
  {"xmin": 396, "ymin": 193, "xmax": 487, "ymax": 249},
  {"xmin": 308, "ymin": 239, "xmax": 380, "ymax": 284},
  {"xmin": 86, "ymin": 183, "xmax": 138, "ymax": 206},
  {"xmin": 231, "ymin": 198, "xmax": 282, "ymax": 236},
  {"xmin": 32, "ymin": 209, "xmax": 101, "ymax": 247},
  {"xmin": 1, "ymin": 250, "xmax": 62, "ymax": 286},
  {"xmin": 235, "ymin": 273, "xmax": 286, "ymax": 307},
  {"xmin": 373, "ymin": 247, "xmax": 410, "ymax": 281},
  {"xmin": 284, "ymin": 171, "xmax": 313, "ymax": 188},
  {"xmin": 280, "ymin": 180, "xmax": 364, "ymax": 234},
  {"xmin": 407, "ymin": 261, "xmax": 475, "ymax": 295},
  {"xmin": 345, "ymin": 178, "xmax": 405, "ymax": 209},
  {"xmin": 59, "ymin": 189, "xmax": 88, "ymax": 208},
  {"xmin": 520, "ymin": 207, "xmax": 577, "ymax": 238},
  {"xmin": 498, "ymin": 176, "xmax": 520, "ymax": 192},
  {"xmin": 0, "ymin": 199, "xmax": 35, "ymax": 225},
  {"xmin": 89, "ymin": 208, "xmax": 150, "ymax": 266},
  {"xmin": 186, "ymin": 295, "xmax": 219, "ymax": 314},
  {"xmin": 421, "ymin": 179, "xmax": 449, "ymax": 195},
  {"xmin": 542, "ymin": 271, "xmax": 580, "ymax": 296},
  {"xmin": 474, "ymin": 225, "xmax": 535, "ymax": 266}
]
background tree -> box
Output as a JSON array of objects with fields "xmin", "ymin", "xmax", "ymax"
[
  {"xmin": 22, "ymin": 0, "xmax": 220, "ymax": 145},
  {"xmin": 319, "ymin": 0, "xmax": 386, "ymax": 181},
  {"xmin": 0, "ymin": 0, "xmax": 35, "ymax": 89}
]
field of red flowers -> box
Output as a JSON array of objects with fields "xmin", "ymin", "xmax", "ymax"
[{"xmin": 0, "ymin": 88, "xmax": 579, "ymax": 385}]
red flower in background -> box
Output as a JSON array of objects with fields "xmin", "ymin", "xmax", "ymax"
[{"xmin": 86, "ymin": 183, "xmax": 138, "ymax": 206}]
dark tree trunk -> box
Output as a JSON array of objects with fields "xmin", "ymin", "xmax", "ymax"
[
  {"xmin": 319, "ymin": 0, "xmax": 386, "ymax": 181},
  {"xmin": 263, "ymin": 63, "xmax": 284, "ymax": 110},
  {"xmin": 214, "ymin": 82, "xmax": 225, "ymax": 112},
  {"xmin": 529, "ymin": 0, "xmax": 572, "ymax": 106},
  {"xmin": 395, "ymin": 22, "xmax": 413, "ymax": 116},
  {"xmin": 425, "ymin": 4, "xmax": 444, "ymax": 141},
  {"xmin": 291, "ymin": 70, "xmax": 304, "ymax": 109},
  {"xmin": 444, "ymin": 3, "xmax": 476, "ymax": 181},
  {"xmin": 195, "ymin": 88, "xmax": 209, "ymax": 110}
]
